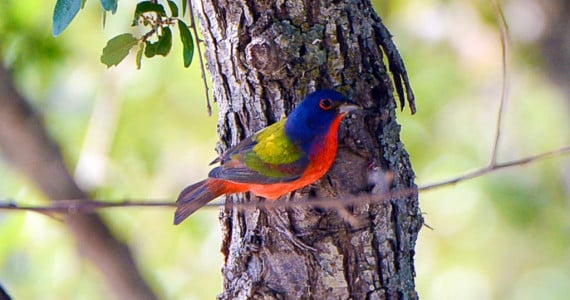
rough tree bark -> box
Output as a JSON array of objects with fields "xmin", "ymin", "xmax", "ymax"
[
  {"xmin": 0, "ymin": 65, "xmax": 157, "ymax": 300},
  {"xmin": 192, "ymin": 0, "xmax": 422, "ymax": 299}
]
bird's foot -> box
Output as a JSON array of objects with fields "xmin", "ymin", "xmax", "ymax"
[{"xmin": 272, "ymin": 209, "xmax": 318, "ymax": 252}]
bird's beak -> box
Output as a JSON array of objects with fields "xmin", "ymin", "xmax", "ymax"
[{"xmin": 338, "ymin": 99, "xmax": 361, "ymax": 114}]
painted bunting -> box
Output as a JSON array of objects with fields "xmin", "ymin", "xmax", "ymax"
[{"xmin": 174, "ymin": 90, "xmax": 359, "ymax": 225}]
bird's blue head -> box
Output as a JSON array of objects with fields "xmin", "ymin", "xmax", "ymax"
[{"xmin": 285, "ymin": 89, "xmax": 359, "ymax": 154}]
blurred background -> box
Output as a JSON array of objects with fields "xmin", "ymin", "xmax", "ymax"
[{"xmin": 0, "ymin": 0, "xmax": 568, "ymax": 299}]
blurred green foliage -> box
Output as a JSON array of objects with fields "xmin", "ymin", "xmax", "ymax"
[{"xmin": 0, "ymin": 0, "xmax": 569, "ymax": 299}]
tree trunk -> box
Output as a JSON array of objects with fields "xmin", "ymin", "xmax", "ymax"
[{"xmin": 192, "ymin": 0, "xmax": 422, "ymax": 298}]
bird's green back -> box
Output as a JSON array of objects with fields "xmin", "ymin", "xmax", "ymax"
[{"xmin": 251, "ymin": 119, "xmax": 304, "ymax": 164}]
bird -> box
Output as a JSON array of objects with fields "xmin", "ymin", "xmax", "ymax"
[{"xmin": 174, "ymin": 90, "xmax": 359, "ymax": 225}]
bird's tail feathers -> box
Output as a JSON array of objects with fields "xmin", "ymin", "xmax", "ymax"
[{"xmin": 174, "ymin": 179, "xmax": 225, "ymax": 225}]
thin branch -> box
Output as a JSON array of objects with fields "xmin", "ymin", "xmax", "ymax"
[
  {"xmin": 0, "ymin": 199, "xmax": 176, "ymax": 213},
  {"xmin": 2, "ymin": 145, "xmax": 568, "ymax": 216},
  {"xmin": 419, "ymin": 146, "xmax": 570, "ymax": 191},
  {"xmin": 0, "ymin": 189, "xmax": 413, "ymax": 215},
  {"xmin": 418, "ymin": 1, "xmax": 568, "ymax": 192},
  {"xmin": 490, "ymin": 0, "xmax": 510, "ymax": 166},
  {"xmin": 188, "ymin": 0, "xmax": 212, "ymax": 115}
]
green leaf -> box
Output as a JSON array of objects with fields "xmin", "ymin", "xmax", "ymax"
[
  {"xmin": 136, "ymin": 43, "xmax": 144, "ymax": 69},
  {"xmin": 144, "ymin": 28, "xmax": 172, "ymax": 58},
  {"xmin": 167, "ymin": 0, "xmax": 178, "ymax": 18},
  {"xmin": 52, "ymin": 0, "xmax": 82, "ymax": 36},
  {"xmin": 100, "ymin": 0, "xmax": 118, "ymax": 13},
  {"xmin": 144, "ymin": 41, "xmax": 157, "ymax": 58},
  {"xmin": 100, "ymin": 33, "xmax": 139, "ymax": 67},
  {"xmin": 133, "ymin": 1, "xmax": 167, "ymax": 26},
  {"xmin": 178, "ymin": 20, "xmax": 194, "ymax": 67},
  {"xmin": 156, "ymin": 27, "xmax": 173, "ymax": 56},
  {"xmin": 182, "ymin": 0, "xmax": 187, "ymax": 16}
]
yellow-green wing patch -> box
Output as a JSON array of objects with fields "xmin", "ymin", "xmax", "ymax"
[{"xmin": 252, "ymin": 119, "xmax": 303, "ymax": 164}]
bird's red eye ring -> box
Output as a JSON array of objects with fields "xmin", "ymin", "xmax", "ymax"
[{"xmin": 319, "ymin": 98, "xmax": 333, "ymax": 110}]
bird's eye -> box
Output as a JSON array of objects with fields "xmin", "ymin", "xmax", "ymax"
[{"xmin": 319, "ymin": 99, "xmax": 333, "ymax": 110}]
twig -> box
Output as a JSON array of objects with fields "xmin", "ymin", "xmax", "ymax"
[
  {"xmin": 490, "ymin": 0, "xmax": 510, "ymax": 166},
  {"xmin": 418, "ymin": 1, "xmax": 570, "ymax": 192},
  {"xmin": 188, "ymin": 0, "xmax": 212, "ymax": 115},
  {"xmin": 2, "ymin": 145, "xmax": 569, "ymax": 215},
  {"xmin": 0, "ymin": 199, "xmax": 176, "ymax": 213},
  {"xmin": 0, "ymin": 191, "xmax": 405, "ymax": 214},
  {"xmin": 419, "ymin": 146, "xmax": 570, "ymax": 191}
]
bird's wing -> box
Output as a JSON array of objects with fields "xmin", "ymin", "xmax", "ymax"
[
  {"xmin": 208, "ymin": 119, "xmax": 309, "ymax": 184},
  {"xmin": 209, "ymin": 136, "xmax": 256, "ymax": 165},
  {"xmin": 209, "ymin": 155, "xmax": 309, "ymax": 184}
]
